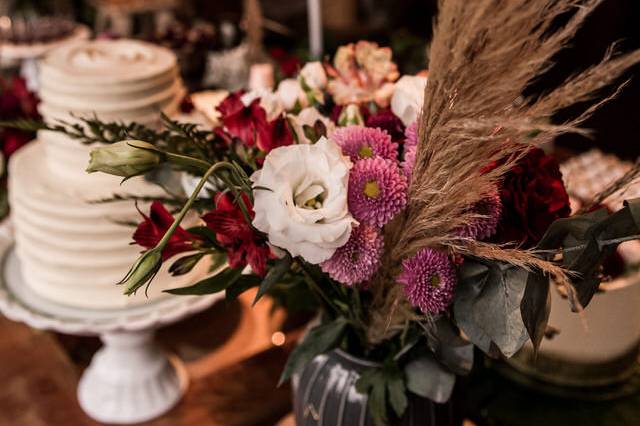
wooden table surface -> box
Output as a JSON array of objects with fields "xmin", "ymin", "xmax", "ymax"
[{"xmin": 0, "ymin": 292, "xmax": 298, "ymax": 426}]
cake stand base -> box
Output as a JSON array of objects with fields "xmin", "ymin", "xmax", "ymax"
[
  {"xmin": 78, "ymin": 331, "xmax": 188, "ymax": 424},
  {"xmin": 0, "ymin": 221, "xmax": 222, "ymax": 424}
]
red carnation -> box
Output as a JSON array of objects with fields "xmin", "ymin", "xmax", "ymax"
[
  {"xmin": 217, "ymin": 92, "xmax": 268, "ymax": 147},
  {"xmin": 492, "ymin": 148, "xmax": 571, "ymax": 247},
  {"xmin": 133, "ymin": 201, "xmax": 201, "ymax": 260},
  {"xmin": 366, "ymin": 108, "xmax": 405, "ymax": 143},
  {"xmin": 203, "ymin": 193, "xmax": 272, "ymax": 276}
]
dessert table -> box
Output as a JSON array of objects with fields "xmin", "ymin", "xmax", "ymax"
[{"xmin": 0, "ymin": 292, "xmax": 297, "ymax": 426}]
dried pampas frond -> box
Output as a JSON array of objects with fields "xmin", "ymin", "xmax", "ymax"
[{"xmin": 367, "ymin": 0, "xmax": 640, "ymax": 344}]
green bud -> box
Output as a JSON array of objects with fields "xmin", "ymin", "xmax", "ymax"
[
  {"xmin": 118, "ymin": 249, "xmax": 163, "ymax": 296},
  {"xmin": 338, "ymin": 104, "xmax": 364, "ymax": 126},
  {"xmin": 86, "ymin": 140, "xmax": 162, "ymax": 178}
]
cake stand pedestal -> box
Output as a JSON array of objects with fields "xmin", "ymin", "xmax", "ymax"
[{"xmin": 0, "ymin": 221, "xmax": 222, "ymax": 424}]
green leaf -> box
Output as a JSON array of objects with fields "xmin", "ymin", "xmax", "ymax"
[
  {"xmin": 168, "ymin": 253, "xmax": 205, "ymax": 276},
  {"xmin": 356, "ymin": 369, "xmax": 388, "ymax": 426},
  {"xmin": 405, "ymin": 354, "xmax": 455, "ymax": 403},
  {"xmin": 454, "ymin": 260, "xmax": 529, "ymax": 357},
  {"xmin": 387, "ymin": 374, "xmax": 408, "ymax": 418},
  {"xmin": 520, "ymin": 269, "xmax": 551, "ymax": 353},
  {"xmin": 164, "ymin": 267, "xmax": 243, "ymax": 295},
  {"xmin": 253, "ymin": 255, "xmax": 292, "ymax": 305},
  {"xmin": 225, "ymin": 274, "xmax": 262, "ymax": 300},
  {"xmin": 186, "ymin": 226, "xmax": 220, "ymax": 246},
  {"xmin": 424, "ymin": 317, "xmax": 474, "ymax": 375},
  {"xmin": 278, "ymin": 317, "xmax": 347, "ymax": 386},
  {"xmin": 537, "ymin": 199, "xmax": 640, "ymax": 308},
  {"xmin": 356, "ymin": 362, "xmax": 408, "ymax": 425}
]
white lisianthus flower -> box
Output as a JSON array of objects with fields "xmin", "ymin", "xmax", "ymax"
[
  {"xmin": 241, "ymin": 89, "xmax": 284, "ymax": 121},
  {"xmin": 391, "ymin": 75, "xmax": 428, "ymax": 126},
  {"xmin": 251, "ymin": 137, "xmax": 356, "ymax": 264},
  {"xmin": 287, "ymin": 107, "xmax": 336, "ymax": 144},
  {"xmin": 276, "ymin": 78, "xmax": 307, "ymax": 110},
  {"xmin": 299, "ymin": 61, "xmax": 327, "ymax": 90}
]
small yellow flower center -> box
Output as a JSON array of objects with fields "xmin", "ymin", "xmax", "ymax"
[
  {"xmin": 359, "ymin": 144, "xmax": 374, "ymax": 158},
  {"xmin": 430, "ymin": 275, "xmax": 441, "ymax": 288},
  {"xmin": 363, "ymin": 180, "xmax": 380, "ymax": 198}
]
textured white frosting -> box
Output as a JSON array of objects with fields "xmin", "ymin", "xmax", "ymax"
[{"xmin": 8, "ymin": 40, "xmax": 202, "ymax": 309}]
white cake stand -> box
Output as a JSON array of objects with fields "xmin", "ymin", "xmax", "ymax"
[{"xmin": 0, "ymin": 220, "xmax": 223, "ymax": 424}]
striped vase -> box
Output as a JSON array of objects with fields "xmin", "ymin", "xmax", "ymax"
[{"xmin": 293, "ymin": 349, "xmax": 460, "ymax": 426}]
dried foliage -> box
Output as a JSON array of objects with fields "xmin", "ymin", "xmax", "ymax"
[{"xmin": 367, "ymin": 0, "xmax": 640, "ymax": 343}]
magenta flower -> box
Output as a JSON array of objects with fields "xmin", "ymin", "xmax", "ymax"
[
  {"xmin": 320, "ymin": 224, "xmax": 384, "ymax": 286},
  {"xmin": 332, "ymin": 125, "xmax": 398, "ymax": 162},
  {"xmin": 401, "ymin": 122, "xmax": 418, "ymax": 180},
  {"xmin": 398, "ymin": 248, "xmax": 457, "ymax": 315},
  {"xmin": 455, "ymin": 192, "xmax": 502, "ymax": 241},
  {"xmin": 348, "ymin": 157, "xmax": 408, "ymax": 227}
]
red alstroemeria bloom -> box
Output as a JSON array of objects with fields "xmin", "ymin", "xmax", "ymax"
[
  {"xmin": 133, "ymin": 201, "xmax": 201, "ymax": 260},
  {"xmin": 257, "ymin": 115, "xmax": 294, "ymax": 153},
  {"xmin": 203, "ymin": 193, "xmax": 272, "ymax": 276},
  {"xmin": 216, "ymin": 92, "xmax": 268, "ymax": 147}
]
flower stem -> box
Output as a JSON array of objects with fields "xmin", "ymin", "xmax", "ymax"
[
  {"xmin": 156, "ymin": 161, "xmax": 235, "ymax": 251},
  {"xmin": 165, "ymin": 152, "xmax": 213, "ymax": 173}
]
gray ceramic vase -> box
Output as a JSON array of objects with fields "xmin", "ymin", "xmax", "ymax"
[{"xmin": 293, "ymin": 349, "xmax": 460, "ymax": 426}]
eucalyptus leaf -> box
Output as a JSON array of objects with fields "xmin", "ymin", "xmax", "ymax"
[
  {"xmin": 405, "ymin": 354, "xmax": 455, "ymax": 403},
  {"xmin": 164, "ymin": 267, "xmax": 242, "ymax": 295},
  {"xmin": 537, "ymin": 199, "xmax": 640, "ymax": 308},
  {"xmin": 278, "ymin": 317, "xmax": 347, "ymax": 386},
  {"xmin": 454, "ymin": 260, "xmax": 529, "ymax": 357},
  {"xmin": 520, "ymin": 269, "xmax": 551, "ymax": 353},
  {"xmin": 425, "ymin": 318, "xmax": 474, "ymax": 375},
  {"xmin": 253, "ymin": 255, "xmax": 292, "ymax": 305}
]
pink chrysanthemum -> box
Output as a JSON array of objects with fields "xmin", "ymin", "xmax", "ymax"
[
  {"xmin": 402, "ymin": 122, "xmax": 418, "ymax": 179},
  {"xmin": 332, "ymin": 125, "xmax": 398, "ymax": 162},
  {"xmin": 455, "ymin": 192, "xmax": 502, "ymax": 240},
  {"xmin": 348, "ymin": 157, "xmax": 408, "ymax": 227},
  {"xmin": 320, "ymin": 224, "xmax": 384, "ymax": 286},
  {"xmin": 398, "ymin": 248, "xmax": 457, "ymax": 315}
]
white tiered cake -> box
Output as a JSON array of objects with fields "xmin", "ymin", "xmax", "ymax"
[{"xmin": 9, "ymin": 39, "xmax": 207, "ymax": 309}]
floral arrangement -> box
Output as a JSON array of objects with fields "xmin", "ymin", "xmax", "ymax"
[{"xmin": 5, "ymin": 1, "xmax": 640, "ymax": 424}]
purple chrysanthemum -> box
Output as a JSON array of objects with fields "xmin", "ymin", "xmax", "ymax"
[
  {"xmin": 348, "ymin": 157, "xmax": 408, "ymax": 227},
  {"xmin": 455, "ymin": 191, "xmax": 502, "ymax": 240},
  {"xmin": 402, "ymin": 122, "xmax": 418, "ymax": 179},
  {"xmin": 332, "ymin": 125, "xmax": 398, "ymax": 162},
  {"xmin": 320, "ymin": 224, "xmax": 384, "ymax": 286},
  {"xmin": 398, "ymin": 248, "xmax": 457, "ymax": 315}
]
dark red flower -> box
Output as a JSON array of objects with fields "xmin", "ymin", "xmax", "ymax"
[
  {"xmin": 179, "ymin": 95, "xmax": 194, "ymax": 113},
  {"xmin": 270, "ymin": 47, "xmax": 300, "ymax": 78},
  {"xmin": 492, "ymin": 148, "xmax": 571, "ymax": 247},
  {"xmin": 2, "ymin": 129, "xmax": 32, "ymax": 158},
  {"xmin": 257, "ymin": 115, "xmax": 294, "ymax": 153},
  {"xmin": 133, "ymin": 201, "xmax": 201, "ymax": 260},
  {"xmin": 203, "ymin": 193, "xmax": 272, "ymax": 276},
  {"xmin": 366, "ymin": 108, "xmax": 405, "ymax": 143},
  {"xmin": 1, "ymin": 77, "xmax": 40, "ymax": 159},
  {"xmin": 216, "ymin": 92, "xmax": 268, "ymax": 147}
]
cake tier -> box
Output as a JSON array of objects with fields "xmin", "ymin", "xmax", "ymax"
[
  {"xmin": 35, "ymin": 38, "xmax": 185, "ymax": 186},
  {"xmin": 9, "ymin": 141, "xmax": 205, "ymax": 309}
]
